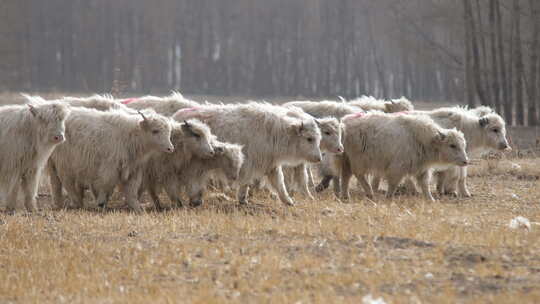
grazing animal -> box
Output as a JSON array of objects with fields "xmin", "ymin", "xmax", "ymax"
[
  {"xmin": 348, "ymin": 96, "xmax": 414, "ymax": 113},
  {"xmin": 172, "ymin": 102, "xmax": 322, "ymax": 206},
  {"xmin": 340, "ymin": 111, "xmax": 468, "ymax": 201},
  {"xmin": 281, "ymin": 116, "xmax": 343, "ymax": 199},
  {"xmin": 179, "ymin": 140, "xmax": 245, "ymax": 207},
  {"xmin": 61, "ymin": 94, "xmax": 133, "ymax": 112},
  {"xmin": 123, "ymin": 92, "xmax": 200, "ymax": 116},
  {"xmin": 423, "ymin": 106, "xmax": 509, "ymax": 196},
  {"xmin": 139, "ymin": 119, "xmax": 216, "ymax": 209},
  {"xmin": 283, "ymin": 100, "xmax": 359, "ymax": 195},
  {"xmin": 48, "ymin": 108, "xmax": 173, "ymax": 211},
  {"xmin": 0, "ymin": 96, "xmax": 70, "ymax": 212}
]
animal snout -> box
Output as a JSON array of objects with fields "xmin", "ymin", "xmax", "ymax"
[
  {"xmin": 499, "ymin": 142, "xmax": 511, "ymax": 151},
  {"xmin": 53, "ymin": 134, "xmax": 64, "ymax": 143},
  {"xmin": 166, "ymin": 145, "xmax": 175, "ymax": 153},
  {"xmin": 459, "ymin": 159, "xmax": 469, "ymax": 167},
  {"xmin": 311, "ymin": 153, "xmax": 322, "ymax": 163},
  {"xmin": 335, "ymin": 145, "xmax": 344, "ymax": 154}
]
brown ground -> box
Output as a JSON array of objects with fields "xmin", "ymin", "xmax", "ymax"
[
  {"xmin": 1, "ymin": 155, "xmax": 540, "ymax": 303},
  {"xmin": 1, "ymin": 92, "xmax": 540, "ymax": 303}
]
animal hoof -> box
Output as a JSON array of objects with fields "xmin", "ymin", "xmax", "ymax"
[
  {"xmin": 283, "ymin": 200, "xmax": 295, "ymax": 206},
  {"xmin": 315, "ymin": 184, "xmax": 328, "ymax": 193},
  {"xmin": 189, "ymin": 200, "xmax": 202, "ymax": 208}
]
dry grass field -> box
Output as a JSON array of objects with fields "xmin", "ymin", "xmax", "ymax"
[
  {"xmin": 1, "ymin": 92, "xmax": 540, "ymax": 303},
  {"xmin": 1, "ymin": 157, "xmax": 540, "ymax": 303}
]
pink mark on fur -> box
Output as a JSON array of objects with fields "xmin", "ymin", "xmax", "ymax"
[
  {"xmin": 176, "ymin": 107, "xmax": 199, "ymax": 114},
  {"xmin": 343, "ymin": 111, "xmax": 366, "ymax": 121},
  {"xmin": 121, "ymin": 98, "xmax": 138, "ymax": 105}
]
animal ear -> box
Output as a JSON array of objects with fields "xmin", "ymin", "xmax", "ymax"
[
  {"xmin": 28, "ymin": 104, "xmax": 38, "ymax": 117},
  {"xmin": 479, "ymin": 117, "xmax": 489, "ymax": 127},
  {"xmin": 214, "ymin": 146, "xmax": 225, "ymax": 154},
  {"xmin": 289, "ymin": 122, "xmax": 304, "ymax": 135},
  {"xmin": 182, "ymin": 120, "xmax": 193, "ymax": 132}
]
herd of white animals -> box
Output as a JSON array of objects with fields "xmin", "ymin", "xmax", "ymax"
[{"xmin": 0, "ymin": 93, "xmax": 511, "ymax": 213}]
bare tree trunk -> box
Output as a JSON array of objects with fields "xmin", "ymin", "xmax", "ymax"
[
  {"xmin": 496, "ymin": 0, "xmax": 512, "ymax": 124},
  {"xmin": 463, "ymin": 0, "xmax": 475, "ymax": 107},
  {"xmin": 476, "ymin": 0, "xmax": 493, "ymax": 106},
  {"xmin": 366, "ymin": 13, "xmax": 388, "ymax": 98},
  {"xmin": 464, "ymin": 0, "xmax": 488, "ymax": 105},
  {"xmin": 489, "ymin": 0, "xmax": 501, "ymax": 114},
  {"xmin": 513, "ymin": 0, "xmax": 525, "ymax": 125},
  {"xmin": 528, "ymin": 0, "xmax": 539, "ymax": 126}
]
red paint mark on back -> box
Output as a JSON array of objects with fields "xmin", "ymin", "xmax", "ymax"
[
  {"xmin": 121, "ymin": 98, "xmax": 138, "ymax": 105},
  {"xmin": 343, "ymin": 111, "xmax": 366, "ymax": 121}
]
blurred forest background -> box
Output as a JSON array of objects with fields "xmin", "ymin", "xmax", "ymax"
[{"xmin": 0, "ymin": 0, "xmax": 539, "ymax": 125}]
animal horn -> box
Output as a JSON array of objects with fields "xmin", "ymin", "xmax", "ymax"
[
  {"xmin": 28, "ymin": 104, "xmax": 37, "ymax": 116},
  {"xmin": 137, "ymin": 110, "xmax": 147, "ymax": 121}
]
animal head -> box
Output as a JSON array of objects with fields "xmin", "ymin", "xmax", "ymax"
[
  {"xmin": 288, "ymin": 117, "xmax": 322, "ymax": 163},
  {"xmin": 385, "ymin": 97, "xmax": 414, "ymax": 113},
  {"xmin": 23, "ymin": 95, "xmax": 71, "ymax": 145},
  {"xmin": 433, "ymin": 128, "xmax": 469, "ymax": 167},
  {"xmin": 172, "ymin": 119, "xmax": 215, "ymax": 158},
  {"xmin": 138, "ymin": 111, "xmax": 174, "ymax": 153},
  {"xmin": 316, "ymin": 117, "xmax": 343, "ymax": 154},
  {"xmin": 213, "ymin": 141, "xmax": 245, "ymax": 181},
  {"xmin": 478, "ymin": 113, "xmax": 510, "ymax": 151}
]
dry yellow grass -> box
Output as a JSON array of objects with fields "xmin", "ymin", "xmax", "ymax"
[{"xmin": 1, "ymin": 157, "xmax": 540, "ymax": 303}]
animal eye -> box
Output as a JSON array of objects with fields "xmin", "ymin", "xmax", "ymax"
[
  {"xmin": 324, "ymin": 131, "xmax": 331, "ymax": 136},
  {"xmin": 152, "ymin": 130, "xmax": 160, "ymax": 134},
  {"xmin": 450, "ymin": 144, "xmax": 457, "ymax": 149},
  {"xmin": 493, "ymin": 129, "xmax": 499, "ymax": 133},
  {"xmin": 193, "ymin": 133, "xmax": 201, "ymax": 138},
  {"xmin": 307, "ymin": 137, "xmax": 314, "ymax": 143}
]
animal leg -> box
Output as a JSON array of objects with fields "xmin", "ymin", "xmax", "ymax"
[
  {"xmin": 294, "ymin": 164, "xmax": 314, "ymax": 200},
  {"xmin": 457, "ymin": 166, "xmax": 471, "ymax": 197},
  {"xmin": 416, "ymin": 171, "xmax": 435, "ymax": 201},
  {"xmin": 21, "ymin": 171, "xmax": 40, "ymax": 212},
  {"xmin": 267, "ymin": 166, "xmax": 295, "ymax": 206}
]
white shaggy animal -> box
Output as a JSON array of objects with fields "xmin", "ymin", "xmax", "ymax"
[
  {"xmin": 172, "ymin": 102, "xmax": 322, "ymax": 206},
  {"xmin": 138, "ymin": 119, "xmax": 216, "ymax": 210},
  {"xmin": 0, "ymin": 97, "xmax": 70, "ymax": 212},
  {"xmin": 284, "ymin": 100, "xmax": 363, "ymax": 119},
  {"xmin": 283, "ymin": 100, "xmax": 357, "ymax": 195},
  {"xmin": 178, "ymin": 140, "xmax": 245, "ymax": 207},
  {"xmin": 122, "ymin": 92, "xmax": 200, "ymax": 116},
  {"xmin": 61, "ymin": 94, "xmax": 133, "ymax": 112},
  {"xmin": 282, "ymin": 116, "xmax": 343, "ymax": 199},
  {"xmin": 340, "ymin": 112, "xmax": 469, "ymax": 201},
  {"xmin": 348, "ymin": 96, "xmax": 414, "ymax": 113},
  {"xmin": 48, "ymin": 108, "xmax": 173, "ymax": 211},
  {"xmin": 422, "ymin": 106, "xmax": 510, "ymax": 196}
]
